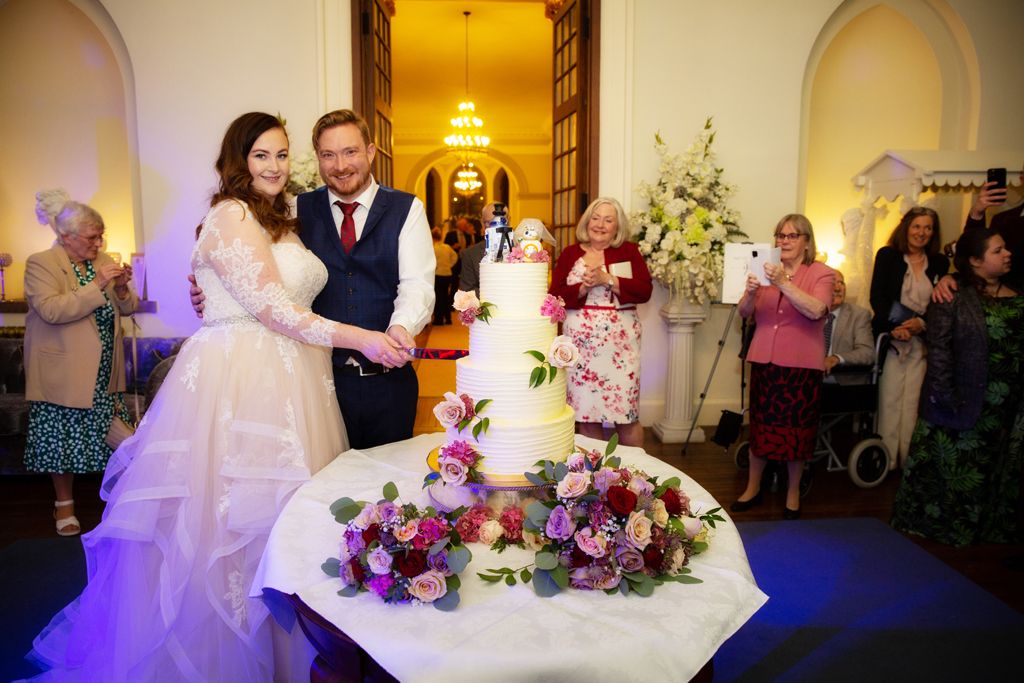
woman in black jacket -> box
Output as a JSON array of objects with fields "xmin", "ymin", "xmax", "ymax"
[
  {"xmin": 869, "ymin": 207, "xmax": 948, "ymax": 469},
  {"xmin": 891, "ymin": 227, "xmax": 1022, "ymax": 546}
]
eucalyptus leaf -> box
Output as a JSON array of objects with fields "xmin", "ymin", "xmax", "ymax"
[
  {"xmin": 532, "ymin": 568, "xmax": 561, "ymax": 597},
  {"xmin": 428, "ymin": 538, "xmax": 448, "ymax": 556},
  {"xmin": 692, "ymin": 541, "xmax": 709, "ymax": 554},
  {"xmin": 338, "ymin": 584, "xmax": 358, "ymax": 597},
  {"xmin": 605, "ymin": 432, "xmax": 620, "ymax": 455},
  {"xmin": 605, "ymin": 456, "xmax": 622, "ymax": 468},
  {"xmin": 382, "ymin": 481, "xmax": 399, "ymax": 502},
  {"xmin": 478, "ymin": 572, "xmax": 504, "ymax": 583},
  {"xmin": 535, "ymin": 551, "xmax": 559, "ymax": 571},
  {"xmin": 661, "ymin": 476, "xmax": 681, "ymax": 490},
  {"xmin": 633, "ymin": 577, "xmax": 656, "ymax": 597},
  {"xmin": 329, "ymin": 497, "xmax": 356, "ymax": 516},
  {"xmin": 333, "ymin": 502, "xmax": 363, "ymax": 524},
  {"xmin": 447, "ymin": 574, "xmax": 462, "ymax": 591},
  {"xmin": 550, "ymin": 565, "xmax": 569, "ymax": 589},
  {"xmin": 544, "ymin": 461, "xmax": 555, "ymax": 479},
  {"xmin": 525, "ymin": 501, "xmax": 552, "ymax": 527},
  {"xmin": 618, "ymin": 579, "xmax": 630, "ymax": 596},
  {"xmin": 432, "ymin": 590, "xmax": 460, "ymax": 611},
  {"xmin": 553, "ymin": 461, "xmax": 569, "ymax": 480},
  {"xmin": 520, "ymin": 568, "xmax": 533, "ymax": 583},
  {"xmin": 447, "ymin": 546, "xmax": 472, "ymax": 574},
  {"xmin": 525, "ymin": 471, "xmax": 547, "ymax": 487},
  {"xmin": 321, "ymin": 558, "xmax": 341, "ymax": 577},
  {"xmin": 674, "ymin": 574, "xmax": 703, "ymax": 584},
  {"xmin": 505, "ymin": 574, "xmax": 517, "ymax": 586}
]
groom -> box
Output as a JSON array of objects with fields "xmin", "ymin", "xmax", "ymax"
[{"xmin": 299, "ymin": 109, "xmax": 434, "ymax": 449}]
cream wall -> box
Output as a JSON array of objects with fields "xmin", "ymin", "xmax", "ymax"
[
  {"xmin": 0, "ymin": 0, "xmax": 135, "ymax": 303},
  {"xmin": 3, "ymin": 0, "xmax": 1021, "ymax": 429},
  {"xmin": 598, "ymin": 0, "xmax": 1024, "ymax": 427}
]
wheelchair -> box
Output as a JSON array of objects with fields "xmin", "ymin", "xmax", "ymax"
[{"xmin": 729, "ymin": 334, "xmax": 891, "ymax": 491}]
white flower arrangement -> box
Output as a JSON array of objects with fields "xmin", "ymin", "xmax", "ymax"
[
  {"xmin": 631, "ymin": 118, "xmax": 746, "ymax": 304},
  {"xmin": 286, "ymin": 150, "xmax": 322, "ymax": 196}
]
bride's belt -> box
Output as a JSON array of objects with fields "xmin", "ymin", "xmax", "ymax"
[{"xmin": 203, "ymin": 314, "xmax": 260, "ymax": 328}]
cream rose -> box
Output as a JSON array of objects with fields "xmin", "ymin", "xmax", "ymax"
[
  {"xmin": 478, "ymin": 519, "xmax": 506, "ymax": 546},
  {"xmin": 407, "ymin": 569, "xmax": 448, "ymax": 603},
  {"xmin": 548, "ymin": 335, "xmax": 580, "ymax": 369},
  {"xmin": 682, "ymin": 515, "xmax": 704, "ymax": 540},
  {"xmin": 439, "ymin": 458, "xmax": 469, "ymax": 487},
  {"xmin": 665, "ymin": 546, "xmax": 685, "ymax": 574},
  {"xmin": 650, "ymin": 498, "xmax": 669, "ymax": 528},
  {"xmin": 351, "ymin": 502, "xmax": 381, "ymax": 531},
  {"xmin": 522, "ymin": 530, "xmax": 545, "ymax": 551},
  {"xmin": 452, "ymin": 290, "xmax": 480, "ymax": 312},
  {"xmin": 625, "ymin": 510, "xmax": 654, "ymax": 549},
  {"xmin": 432, "ymin": 392, "xmax": 466, "ymax": 428},
  {"xmin": 393, "ymin": 519, "xmax": 419, "ymax": 543},
  {"xmin": 555, "ymin": 471, "xmax": 590, "ymax": 499}
]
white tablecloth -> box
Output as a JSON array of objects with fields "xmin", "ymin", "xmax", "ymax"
[{"xmin": 253, "ymin": 433, "xmax": 768, "ymax": 682}]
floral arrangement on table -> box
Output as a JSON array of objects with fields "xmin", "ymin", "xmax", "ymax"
[
  {"xmin": 525, "ymin": 335, "xmax": 580, "ymax": 388},
  {"xmin": 478, "ymin": 436, "xmax": 726, "ymax": 596},
  {"xmin": 455, "ymin": 503, "xmax": 527, "ymax": 553},
  {"xmin": 452, "ymin": 290, "xmax": 494, "ymax": 326},
  {"xmin": 285, "ymin": 150, "xmax": 322, "ymax": 196},
  {"xmin": 631, "ymin": 117, "xmax": 746, "ymax": 305},
  {"xmin": 322, "ymin": 481, "xmax": 472, "ymax": 610}
]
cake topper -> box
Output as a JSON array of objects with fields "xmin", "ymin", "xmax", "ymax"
[
  {"xmin": 514, "ymin": 219, "xmax": 555, "ymax": 259},
  {"xmin": 484, "ymin": 203, "xmax": 516, "ymax": 262}
]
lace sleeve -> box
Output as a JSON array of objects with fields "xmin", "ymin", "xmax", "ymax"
[{"xmin": 196, "ymin": 201, "xmax": 343, "ymax": 347}]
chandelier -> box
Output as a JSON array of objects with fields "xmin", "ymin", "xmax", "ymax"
[
  {"xmin": 444, "ymin": 11, "xmax": 490, "ymax": 157},
  {"xmin": 453, "ymin": 163, "xmax": 482, "ymax": 195}
]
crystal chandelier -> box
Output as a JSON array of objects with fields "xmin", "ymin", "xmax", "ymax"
[
  {"xmin": 444, "ymin": 11, "xmax": 490, "ymax": 157},
  {"xmin": 453, "ymin": 163, "xmax": 482, "ymax": 195}
]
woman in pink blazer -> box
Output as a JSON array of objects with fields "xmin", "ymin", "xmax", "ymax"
[{"xmin": 732, "ymin": 214, "xmax": 834, "ymax": 519}]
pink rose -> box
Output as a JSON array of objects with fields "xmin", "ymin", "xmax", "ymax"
[
  {"xmin": 548, "ymin": 335, "xmax": 580, "ymax": 369},
  {"xmin": 574, "ymin": 527, "xmax": 608, "ymax": 558},
  {"xmin": 366, "ymin": 547, "xmax": 393, "ymax": 575},
  {"xmin": 432, "ymin": 392, "xmax": 466, "ymax": 428},
  {"xmin": 351, "ymin": 502, "xmax": 380, "ymax": 531},
  {"xmin": 453, "ymin": 290, "xmax": 480, "ymax": 312},
  {"xmin": 592, "ymin": 468, "xmax": 621, "ymax": 494},
  {"xmin": 566, "ymin": 451, "xmax": 586, "ymax": 472},
  {"xmin": 627, "ymin": 475, "xmax": 654, "ymax": 498},
  {"xmin": 555, "ymin": 471, "xmax": 591, "ymax": 499},
  {"xmin": 682, "ymin": 516, "xmax": 703, "ymax": 540},
  {"xmin": 624, "ymin": 510, "xmax": 653, "ymax": 549},
  {"xmin": 478, "ymin": 519, "xmax": 505, "ymax": 546},
  {"xmin": 407, "ymin": 569, "xmax": 448, "ymax": 603},
  {"xmin": 439, "ymin": 458, "xmax": 469, "ymax": 486}
]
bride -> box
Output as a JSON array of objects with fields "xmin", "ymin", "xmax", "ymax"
[{"xmin": 25, "ymin": 112, "xmax": 406, "ymax": 681}]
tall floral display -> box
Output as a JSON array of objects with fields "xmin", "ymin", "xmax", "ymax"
[{"xmin": 632, "ymin": 118, "xmax": 745, "ymax": 305}]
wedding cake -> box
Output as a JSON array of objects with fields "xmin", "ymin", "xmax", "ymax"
[{"xmin": 445, "ymin": 260, "xmax": 576, "ymax": 485}]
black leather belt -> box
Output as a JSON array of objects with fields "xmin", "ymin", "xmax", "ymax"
[{"xmin": 336, "ymin": 362, "xmax": 391, "ymax": 377}]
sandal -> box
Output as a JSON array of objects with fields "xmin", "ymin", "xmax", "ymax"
[{"xmin": 54, "ymin": 499, "xmax": 81, "ymax": 537}]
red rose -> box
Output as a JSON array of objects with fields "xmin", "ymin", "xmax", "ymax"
[
  {"xmin": 570, "ymin": 545, "xmax": 590, "ymax": 568},
  {"xmin": 659, "ymin": 487, "xmax": 683, "ymax": 516},
  {"xmin": 349, "ymin": 557, "xmax": 365, "ymax": 583},
  {"xmin": 395, "ymin": 550, "xmax": 427, "ymax": 578},
  {"xmin": 362, "ymin": 524, "xmax": 381, "ymax": 545},
  {"xmin": 606, "ymin": 486, "xmax": 638, "ymax": 516},
  {"xmin": 643, "ymin": 545, "xmax": 663, "ymax": 570}
]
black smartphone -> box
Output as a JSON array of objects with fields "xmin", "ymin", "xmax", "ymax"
[{"xmin": 987, "ymin": 167, "xmax": 1007, "ymax": 190}]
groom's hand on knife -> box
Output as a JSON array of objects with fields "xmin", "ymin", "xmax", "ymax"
[{"xmin": 384, "ymin": 325, "xmax": 415, "ymax": 367}]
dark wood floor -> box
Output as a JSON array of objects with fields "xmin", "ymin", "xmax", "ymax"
[{"xmin": 3, "ymin": 427, "xmax": 1022, "ymax": 613}]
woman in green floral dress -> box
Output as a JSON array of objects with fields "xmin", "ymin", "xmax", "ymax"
[
  {"xmin": 891, "ymin": 227, "xmax": 1023, "ymax": 546},
  {"xmin": 24, "ymin": 189, "xmax": 137, "ymax": 536}
]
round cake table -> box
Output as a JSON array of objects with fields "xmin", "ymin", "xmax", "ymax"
[{"xmin": 253, "ymin": 433, "xmax": 768, "ymax": 682}]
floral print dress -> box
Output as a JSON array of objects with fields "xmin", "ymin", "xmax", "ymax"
[
  {"xmin": 891, "ymin": 295, "xmax": 1024, "ymax": 546},
  {"xmin": 24, "ymin": 260, "xmax": 130, "ymax": 474},
  {"xmin": 563, "ymin": 257, "xmax": 642, "ymax": 423}
]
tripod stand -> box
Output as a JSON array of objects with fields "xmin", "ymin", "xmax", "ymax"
[{"xmin": 681, "ymin": 305, "xmax": 749, "ymax": 455}]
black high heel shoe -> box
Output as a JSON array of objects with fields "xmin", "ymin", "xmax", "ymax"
[
  {"xmin": 730, "ymin": 490, "xmax": 763, "ymax": 512},
  {"xmin": 783, "ymin": 506, "xmax": 801, "ymax": 520}
]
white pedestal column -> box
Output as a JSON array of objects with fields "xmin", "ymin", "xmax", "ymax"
[{"xmin": 653, "ymin": 295, "xmax": 708, "ymax": 444}]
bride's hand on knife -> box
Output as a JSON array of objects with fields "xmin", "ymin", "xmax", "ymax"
[{"xmin": 358, "ymin": 329, "xmax": 409, "ymax": 368}]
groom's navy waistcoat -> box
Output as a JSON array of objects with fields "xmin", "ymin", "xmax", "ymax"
[{"xmin": 297, "ymin": 185, "xmax": 414, "ymax": 367}]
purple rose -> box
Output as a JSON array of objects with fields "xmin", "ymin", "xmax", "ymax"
[
  {"xmin": 366, "ymin": 547, "xmax": 393, "ymax": 575},
  {"xmin": 376, "ymin": 501, "xmax": 400, "ymax": 524},
  {"xmin": 615, "ymin": 545, "xmax": 645, "ymax": 573},
  {"xmin": 427, "ymin": 550, "xmax": 452, "ymax": 576},
  {"xmin": 545, "ymin": 504, "xmax": 577, "ymax": 541},
  {"xmin": 343, "ymin": 527, "xmax": 366, "ymax": 554},
  {"xmin": 592, "ymin": 468, "xmax": 621, "ymax": 495}
]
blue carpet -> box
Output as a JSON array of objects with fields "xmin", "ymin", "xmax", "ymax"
[{"xmin": 717, "ymin": 518, "xmax": 1022, "ymax": 682}]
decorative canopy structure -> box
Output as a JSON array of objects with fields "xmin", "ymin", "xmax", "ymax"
[{"xmin": 853, "ymin": 149, "xmax": 1023, "ymax": 204}]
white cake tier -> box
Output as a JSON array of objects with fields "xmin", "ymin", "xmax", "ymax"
[
  {"xmin": 467, "ymin": 317, "xmax": 556, "ymax": 367},
  {"xmin": 446, "ymin": 406, "xmax": 576, "ymax": 483},
  {"xmin": 479, "ymin": 260, "xmax": 549, "ymax": 315},
  {"xmin": 456, "ymin": 358, "xmax": 568, "ymax": 421}
]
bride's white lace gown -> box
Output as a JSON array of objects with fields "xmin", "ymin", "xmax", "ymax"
[{"xmin": 27, "ymin": 201, "xmax": 348, "ymax": 681}]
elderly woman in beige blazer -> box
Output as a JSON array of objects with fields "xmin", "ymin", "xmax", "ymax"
[{"xmin": 25, "ymin": 189, "xmax": 138, "ymax": 536}]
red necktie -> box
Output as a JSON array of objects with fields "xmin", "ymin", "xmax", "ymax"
[{"xmin": 336, "ymin": 201, "xmax": 358, "ymax": 253}]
